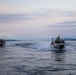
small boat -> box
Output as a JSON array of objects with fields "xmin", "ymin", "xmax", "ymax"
[
  {"xmin": 51, "ymin": 36, "xmax": 65, "ymax": 50},
  {"xmin": 0, "ymin": 39, "xmax": 6, "ymax": 47}
]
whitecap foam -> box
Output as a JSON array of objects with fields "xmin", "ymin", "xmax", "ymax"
[{"xmin": 14, "ymin": 41, "xmax": 52, "ymax": 51}]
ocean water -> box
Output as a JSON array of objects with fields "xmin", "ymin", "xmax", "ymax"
[{"xmin": 0, "ymin": 40, "xmax": 76, "ymax": 75}]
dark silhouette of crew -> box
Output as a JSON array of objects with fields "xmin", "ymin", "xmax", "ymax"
[{"xmin": 55, "ymin": 36, "xmax": 64, "ymax": 43}]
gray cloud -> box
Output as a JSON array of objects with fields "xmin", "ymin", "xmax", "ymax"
[
  {"xmin": 48, "ymin": 21, "xmax": 76, "ymax": 27},
  {"xmin": 0, "ymin": 14, "xmax": 33, "ymax": 23},
  {"xmin": 60, "ymin": 11, "xmax": 76, "ymax": 17},
  {"xmin": 34, "ymin": 10, "xmax": 75, "ymax": 18},
  {"xmin": 0, "ymin": 10, "xmax": 76, "ymax": 24}
]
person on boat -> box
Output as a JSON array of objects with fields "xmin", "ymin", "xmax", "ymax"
[
  {"xmin": 61, "ymin": 39, "xmax": 65, "ymax": 43},
  {"xmin": 55, "ymin": 36, "xmax": 62, "ymax": 43},
  {"xmin": 51, "ymin": 38, "xmax": 54, "ymax": 45}
]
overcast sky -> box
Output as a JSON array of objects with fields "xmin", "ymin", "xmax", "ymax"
[{"xmin": 0, "ymin": 0, "xmax": 76, "ymax": 39}]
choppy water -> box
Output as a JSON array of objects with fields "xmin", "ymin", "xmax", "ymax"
[{"xmin": 0, "ymin": 40, "xmax": 76, "ymax": 75}]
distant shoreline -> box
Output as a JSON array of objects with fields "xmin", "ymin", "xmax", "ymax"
[{"xmin": 4, "ymin": 38, "xmax": 76, "ymax": 41}]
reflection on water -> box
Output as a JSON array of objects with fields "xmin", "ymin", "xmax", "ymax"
[
  {"xmin": 52, "ymin": 50, "xmax": 66, "ymax": 62},
  {"xmin": 0, "ymin": 41, "xmax": 76, "ymax": 75}
]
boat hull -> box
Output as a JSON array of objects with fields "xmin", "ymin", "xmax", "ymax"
[
  {"xmin": 52, "ymin": 44, "xmax": 65, "ymax": 50},
  {"xmin": 0, "ymin": 39, "xmax": 6, "ymax": 47},
  {"xmin": 0, "ymin": 43, "xmax": 5, "ymax": 47}
]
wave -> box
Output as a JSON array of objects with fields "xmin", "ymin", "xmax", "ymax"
[
  {"xmin": 15, "ymin": 43, "xmax": 35, "ymax": 48},
  {"xmin": 6, "ymin": 41, "xmax": 76, "ymax": 51},
  {"xmin": 14, "ymin": 41, "xmax": 51, "ymax": 51}
]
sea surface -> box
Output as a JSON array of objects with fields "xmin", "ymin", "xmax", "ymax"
[{"xmin": 0, "ymin": 40, "xmax": 76, "ymax": 75}]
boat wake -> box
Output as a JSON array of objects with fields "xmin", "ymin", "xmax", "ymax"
[
  {"xmin": 13, "ymin": 41, "xmax": 51, "ymax": 51},
  {"xmin": 9, "ymin": 41, "xmax": 76, "ymax": 51}
]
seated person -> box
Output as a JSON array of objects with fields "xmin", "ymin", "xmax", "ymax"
[{"xmin": 55, "ymin": 36, "xmax": 61, "ymax": 43}]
